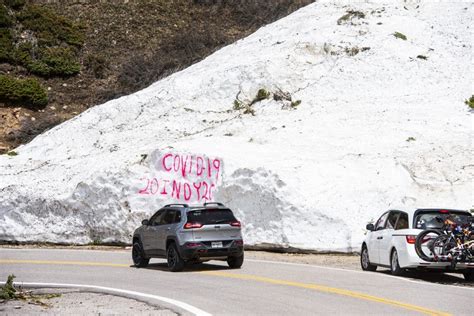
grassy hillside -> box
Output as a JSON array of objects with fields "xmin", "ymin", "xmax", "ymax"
[{"xmin": 0, "ymin": 0, "xmax": 312, "ymax": 153}]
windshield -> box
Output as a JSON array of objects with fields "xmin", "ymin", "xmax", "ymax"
[
  {"xmin": 414, "ymin": 210, "xmax": 471, "ymax": 229},
  {"xmin": 187, "ymin": 208, "xmax": 237, "ymax": 225}
]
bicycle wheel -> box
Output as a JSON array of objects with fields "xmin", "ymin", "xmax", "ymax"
[
  {"xmin": 430, "ymin": 234, "xmax": 453, "ymax": 260},
  {"xmin": 415, "ymin": 230, "xmax": 442, "ymax": 262}
]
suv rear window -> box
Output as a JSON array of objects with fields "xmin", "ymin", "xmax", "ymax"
[
  {"xmin": 414, "ymin": 210, "xmax": 471, "ymax": 229},
  {"xmin": 187, "ymin": 209, "xmax": 236, "ymax": 225}
]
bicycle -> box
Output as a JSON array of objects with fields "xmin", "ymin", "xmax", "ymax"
[{"xmin": 415, "ymin": 215, "xmax": 474, "ymax": 267}]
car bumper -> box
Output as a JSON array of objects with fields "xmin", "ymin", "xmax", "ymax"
[
  {"xmin": 179, "ymin": 242, "xmax": 244, "ymax": 260},
  {"xmin": 399, "ymin": 243, "xmax": 474, "ymax": 270}
]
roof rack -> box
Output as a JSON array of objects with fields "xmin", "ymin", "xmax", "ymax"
[
  {"xmin": 164, "ymin": 204, "xmax": 189, "ymax": 208},
  {"xmin": 203, "ymin": 202, "xmax": 224, "ymax": 207}
]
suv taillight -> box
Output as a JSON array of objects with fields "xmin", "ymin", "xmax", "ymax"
[
  {"xmin": 230, "ymin": 221, "xmax": 241, "ymax": 227},
  {"xmin": 184, "ymin": 222, "xmax": 203, "ymax": 229}
]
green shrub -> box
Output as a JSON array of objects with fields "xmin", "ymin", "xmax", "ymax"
[
  {"xmin": 0, "ymin": 74, "xmax": 48, "ymax": 108},
  {"xmin": 0, "ymin": 4, "xmax": 13, "ymax": 27},
  {"xmin": 0, "ymin": 28, "xmax": 14, "ymax": 62},
  {"xmin": 249, "ymin": 88, "xmax": 270, "ymax": 105},
  {"xmin": 28, "ymin": 47, "xmax": 80, "ymax": 77},
  {"xmin": 393, "ymin": 32, "xmax": 407, "ymax": 40},
  {"xmin": 337, "ymin": 10, "xmax": 365, "ymax": 25},
  {"xmin": 291, "ymin": 100, "xmax": 301, "ymax": 108},
  {"xmin": 12, "ymin": 42, "xmax": 32, "ymax": 64},
  {"xmin": 5, "ymin": 0, "xmax": 26, "ymax": 10},
  {"xmin": 17, "ymin": 5, "xmax": 84, "ymax": 47},
  {"xmin": 0, "ymin": 274, "xmax": 16, "ymax": 300},
  {"xmin": 465, "ymin": 95, "xmax": 474, "ymax": 109}
]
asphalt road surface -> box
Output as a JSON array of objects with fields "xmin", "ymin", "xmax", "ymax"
[{"xmin": 0, "ymin": 248, "xmax": 472, "ymax": 315}]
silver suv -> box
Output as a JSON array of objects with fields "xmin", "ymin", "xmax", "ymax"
[{"xmin": 132, "ymin": 202, "xmax": 244, "ymax": 271}]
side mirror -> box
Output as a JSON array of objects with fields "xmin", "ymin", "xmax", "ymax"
[
  {"xmin": 366, "ymin": 223, "xmax": 375, "ymax": 231},
  {"xmin": 142, "ymin": 219, "xmax": 149, "ymax": 226}
]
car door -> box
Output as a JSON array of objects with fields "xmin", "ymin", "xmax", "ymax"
[
  {"xmin": 155, "ymin": 209, "xmax": 181, "ymax": 255},
  {"xmin": 379, "ymin": 211, "xmax": 400, "ymax": 266},
  {"xmin": 142, "ymin": 209, "xmax": 165, "ymax": 254},
  {"xmin": 368, "ymin": 212, "xmax": 389, "ymax": 264}
]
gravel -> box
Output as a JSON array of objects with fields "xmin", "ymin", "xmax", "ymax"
[{"xmin": 0, "ymin": 288, "xmax": 177, "ymax": 315}]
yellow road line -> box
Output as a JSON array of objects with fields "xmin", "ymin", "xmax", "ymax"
[
  {"xmin": 199, "ymin": 271, "xmax": 451, "ymax": 316},
  {"xmin": 0, "ymin": 259, "xmax": 129, "ymax": 268},
  {"xmin": 0, "ymin": 259, "xmax": 451, "ymax": 316}
]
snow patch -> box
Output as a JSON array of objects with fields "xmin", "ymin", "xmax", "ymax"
[{"xmin": 0, "ymin": 2, "xmax": 472, "ymax": 251}]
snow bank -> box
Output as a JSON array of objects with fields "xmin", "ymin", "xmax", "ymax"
[{"xmin": 0, "ymin": 1, "xmax": 472, "ymax": 251}]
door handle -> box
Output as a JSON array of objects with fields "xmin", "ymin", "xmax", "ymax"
[
  {"xmin": 377, "ymin": 237, "xmax": 383, "ymax": 240},
  {"xmin": 166, "ymin": 227, "xmax": 171, "ymax": 231}
]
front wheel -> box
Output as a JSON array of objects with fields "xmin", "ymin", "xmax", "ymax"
[
  {"xmin": 227, "ymin": 254, "xmax": 244, "ymax": 269},
  {"xmin": 360, "ymin": 245, "xmax": 377, "ymax": 271},
  {"xmin": 167, "ymin": 243, "xmax": 185, "ymax": 272},
  {"xmin": 390, "ymin": 249, "xmax": 404, "ymax": 276},
  {"xmin": 132, "ymin": 242, "xmax": 149, "ymax": 268}
]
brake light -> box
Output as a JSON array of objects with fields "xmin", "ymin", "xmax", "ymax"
[
  {"xmin": 184, "ymin": 222, "xmax": 203, "ymax": 229},
  {"xmin": 406, "ymin": 235, "xmax": 416, "ymax": 244},
  {"xmin": 439, "ymin": 210, "xmax": 449, "ymax": 214},
  {"xmin": 235, "ymin": 240, "xmax": 244, "ymax": 246},
  {"xmin": 230, "ymin": 221, "xmax": 241, "ymax": 227}
]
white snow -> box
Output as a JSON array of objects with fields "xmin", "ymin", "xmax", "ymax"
[{"xmin": 0, "ymin": 1, "xmax": 472, "ymax": 251}]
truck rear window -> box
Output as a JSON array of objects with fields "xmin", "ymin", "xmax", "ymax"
[
  {"xmin": 187, "ymin": 209, "xmax": 236, "ymax": 225},
  {"xmin": 414, "ymin": 210, "xmax": 471, "ymax": 229}
]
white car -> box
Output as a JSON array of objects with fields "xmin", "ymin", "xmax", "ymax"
[{"xmin": 360, "ymin": 208, "xmax": 474, "ymax": 281}]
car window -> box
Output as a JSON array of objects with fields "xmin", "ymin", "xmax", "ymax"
[
  {"xmin": 162, "ymin": 210, "xmax": 179, "ymax": 225},
  {"xmin": 375, "ymin": 212, "xmax": 389, "ymax": 231},
  {"xmin": 187, "ymin": 208, "xmax": 236, "ymax": 225},
  {"xmin": 175, "ymin": 211, "xmax": 182, "ymax": 223},
  {"xmin": 414, "ymin": 210, "xmax": 471, "ymax": 229},
  {"xmin": 395, "ymin": 212, "xmax": 409, "ymax": 230},
  {"xmin": 386, "ymin": 212, "xmax": 400, "ymax": 230},
  {"xmin": 149, "ymin": 210, "xmax": 165, "ymax": 226}
]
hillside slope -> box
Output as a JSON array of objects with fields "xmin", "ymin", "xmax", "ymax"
[
  {"xmin": 0, "ymin": 0, "xmax": 310, "ymax": 153},
  {"xmin": 0, "ymin": 2, "xmax": 472, "ymax": 251}
]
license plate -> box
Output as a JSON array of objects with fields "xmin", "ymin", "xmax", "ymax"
[{"xmin": 211, "ymin": 241, "xmax": 223, "ymax": 248}]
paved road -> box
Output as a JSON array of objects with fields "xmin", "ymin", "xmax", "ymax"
[{"xmin": 0, "ymin": 248, "xmax": 472, "ymax": 315}]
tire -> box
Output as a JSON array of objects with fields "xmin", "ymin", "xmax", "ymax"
[
  {"xmin": 430, "ymin": 235, "xmax": 450, "ymax": 259},
  {"xmin": 415, "ymin": 230, "xmax": 442, "ymax": 262},
  {"xmin": 132, "ymin": 241, "xmax": 149, "ymax": 268},
  {"xmin": 227, "ymin": 253, "xmax": 244, "ymax": 269},
  {"xmin": 463, "ymin": 271, "xmax": 474, "ymax": 282},
  {"xmin": 390, "ymin": 249, "xmax": 404, "ymax": 276},
  {"xmin": 167, "ymin": 243, "xmax": 185, "ymax": 272},
  {"xmin": 360, "ymin": 245, "xmax": 377, "ymax": 271}
]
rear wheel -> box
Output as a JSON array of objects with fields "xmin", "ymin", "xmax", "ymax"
[
  {"xmin": 167, "ymin": 243, "xmax": 185, "ymax": 272},
  {"xmin": 463, "ymin": 271, "xmax": 474, "ymax": 282},
  {"xmin": 360, "ymin": 245, "xmax": 377, "ymax": 271},
  {"xmin": 227, "ymin": 253, "xmax": 244, "ymax": 269},
  {"xmin": 132, "ymin": 241, "xmax": 149, "ymax": 268},
  {"xmin": 390, "ymin": 249, "xmax": 404, "ymax": 276}
]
